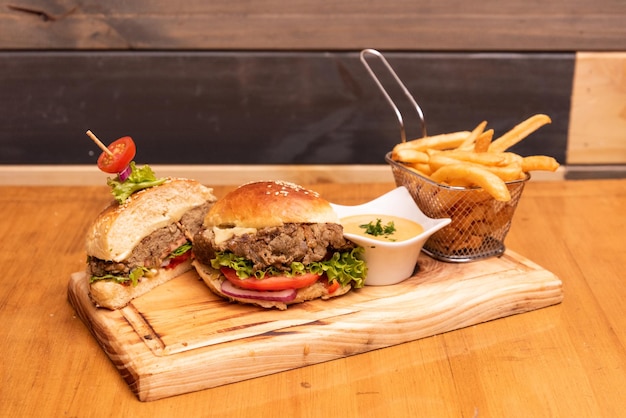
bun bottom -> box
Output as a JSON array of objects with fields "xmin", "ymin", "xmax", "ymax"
[
  {"xmin": 192, "ymin": 260, "xmax": 352, "ymax": 310},
  {"xmin": 89, "ymin": 259, "xmax": 193, "ymax": 310}
]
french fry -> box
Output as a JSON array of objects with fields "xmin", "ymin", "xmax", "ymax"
[
  {"xmin": 407, "ymin": 162, "xmax": 433, "ymax": 176},
  {"xmin": 428, "ymin": 154, "xmax": 466, "ymax": 172},
  {"xmin": 393, "ymin": 131, "xmax": 471, "ymax": 153},
  {"xmin": 430, "ymin": 164, "xmax": 511, "ymax": 201},
  {"xmin": 482, "ymin": 162, "xmax": 524, "ymax": 182},
  {"xmin": 392, "ymin": 148, "xmax": 429, "ymax": 164},
  {"xmin": 497, "ymin": 152, "xmax": 524, "ymax": 167},
  {"xmin": 457, "ymin": 121, "xmax": 487, "ymax": 151},
  {"xmin": 521, "ymin": 155, "xmax": 560, "ymax": 172},
  {"xmin": 436, "ymin": 149, "xmax": 505, "ymax": 166},
  {"xmin": 488, "ymin": 114, "xmax": 552, "ymax": 153},
  {"xmin": 473, "ymin": 129, "xmax": 494, "ymax": 153},
  {"xmin": 430, "ymin": 153, "xmax": 522, "ymax": 182},
  {"xmin": 390, "ymin": 115, "xmax": 559, "ymax": 199}
]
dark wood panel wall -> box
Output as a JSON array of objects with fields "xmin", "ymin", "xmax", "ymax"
[
  {"xmin": 2, "ymin": 1, "xmax": 625, "ymax": 51},
  {"xmin": 1, "ymin": 1, "xmax": 625, "ymax": 174},
  {"xmin": 0, "ymin": 51, "xmax": 574, "ymax": 165}
]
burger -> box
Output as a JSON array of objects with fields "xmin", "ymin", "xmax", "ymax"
[
  {"xmin": 85, "ymin": 178, "xmax": 217, "ymax": 309},
  {"xmin": 192, "ymin": 180, "xmax": 367, "ymax": 310}
]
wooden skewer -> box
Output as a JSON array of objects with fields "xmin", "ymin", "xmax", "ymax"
[{"xmin": 86, "ymin": 130, "xmax": 114, "ymax": 156}]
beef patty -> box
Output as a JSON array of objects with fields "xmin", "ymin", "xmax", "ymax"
[{"xmin": 193, "ymin": 223, "xmax": 356, "ymax": 273}]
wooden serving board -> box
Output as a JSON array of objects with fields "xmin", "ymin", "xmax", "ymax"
[{"xmin": 67, "ymin": 250, "xmax": 563, "ymax": 402}]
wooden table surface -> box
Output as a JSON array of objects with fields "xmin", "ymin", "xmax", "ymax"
[{"xmin": 1, "ymin": 179, "xmax": 625, "ymax": 417}]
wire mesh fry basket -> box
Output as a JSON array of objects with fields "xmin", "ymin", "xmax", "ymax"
[
  {"xmin": 386, "ymin": 155, "xmax": 528, "ymax": 261},
  {"xmin": 361, "ymin": 49, "xmax": 528, "ymax": 262}
]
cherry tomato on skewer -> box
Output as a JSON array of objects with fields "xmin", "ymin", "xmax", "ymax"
[{"xmin": 97, "ymin": 136, "xmax": 136, "ymax": 174}]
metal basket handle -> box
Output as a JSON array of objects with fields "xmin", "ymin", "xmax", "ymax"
[{"xmin": 359, "ymin": 48, "xmax": 427, "ymax": 142}]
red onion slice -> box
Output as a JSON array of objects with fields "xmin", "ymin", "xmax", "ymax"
[
  {"xmin": 118, "ymin": 165, "xmax": 132, "ymax": 182},
  {"xmin": 221, "ymin": 280, "xmax": 297, "ymax": 302}
]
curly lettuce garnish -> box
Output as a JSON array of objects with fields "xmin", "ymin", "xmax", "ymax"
[
  {"xmin": 211, "ymin": 247, "xmax": 367, "ymax": 288},
  {"xmin": 107, "ymin": 162, "xmax": 167, "ymax": 204}
]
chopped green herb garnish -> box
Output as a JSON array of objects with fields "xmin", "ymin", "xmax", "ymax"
[{"xmin": 359, "ymin": 218, "xmax": 396, "ymax": 240}]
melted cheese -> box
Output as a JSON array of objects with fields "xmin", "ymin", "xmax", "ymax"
[{"xmin": 213, "ymin": 226, "xmax": 258, "ymax": 245}]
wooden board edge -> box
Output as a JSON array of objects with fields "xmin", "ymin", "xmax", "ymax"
[
  {"xmin": 135, "ymin": 267, "xmax": 563, "ymax": 401},
  {"xmin": 67, "ymin": 273, "xmax": 148, "ymax": 393}
]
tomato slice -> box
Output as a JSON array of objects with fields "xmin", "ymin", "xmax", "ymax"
[
  {"xmin": 325, "ymin": 280, "xmax": 340, "ymax": 294},
  {"xmin": 97, "ymin": 136, "xmax": 136, "ymax": 174},
  {"xmin": 165, "ymin": 251, "xmax": 192, "ymax": 270},
  {"xmin": 221, "ymin": 267, "xmax": 320, "ymax": 291}
]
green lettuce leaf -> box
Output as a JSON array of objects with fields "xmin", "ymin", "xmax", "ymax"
[
  {"xmin": 168, "ymin": 242, "xmax": 192, "ymax": 258},
  {"xmin": 107, "ymin": 162, "xmax": 167, "ymax": 204},
  {"xmin": 211, "ymin": 247, "xmax": 367, "ymax": 288},
  {"xmin": 89, "ymin": 266, "xmax": 149, "ymax": 287},
  {"xmin": 89, "ymin": 243, "xmax": 191, "ymax": 286}
]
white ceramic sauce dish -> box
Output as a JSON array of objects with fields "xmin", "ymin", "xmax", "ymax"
[{"xmin": 330, "ymin": 187, "xmax": 451, "ymax": 286}]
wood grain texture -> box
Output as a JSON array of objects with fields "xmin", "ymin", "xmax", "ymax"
[
  {"xmin": 2, "ymin": 180, "xmax": 626, "ymax": 417},
  {"xmin": 67, "ymin": 250, "xmax": 562, "ymax": 401},
  {"xmin": 0, "ymin": 51, "xmax": 572, "ymax": 165},
  {"xmin": 1, "ymin": 0, "xmax": 625, "ymax": 51},
  {"xmin": 568, "ymin": 52, "xmax": 626, "ymax": 164}
]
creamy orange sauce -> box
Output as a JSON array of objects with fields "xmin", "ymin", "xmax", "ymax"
[{"xmin": 341, "ymin": 214, "xmax": 424, "ymax": 242}]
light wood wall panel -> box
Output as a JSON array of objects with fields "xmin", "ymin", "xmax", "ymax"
[{"xmin": 568, "ymin": 53, "xmax": 626, "ymax": 165}]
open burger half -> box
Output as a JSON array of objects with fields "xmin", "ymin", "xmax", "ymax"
[
  {"xmin": 85, "ymin": 178, "xmax": 217, "ymax": 309},
  {"xmin": 192, "ymin": 180, "xmax": 367, "ymax": 310}
]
